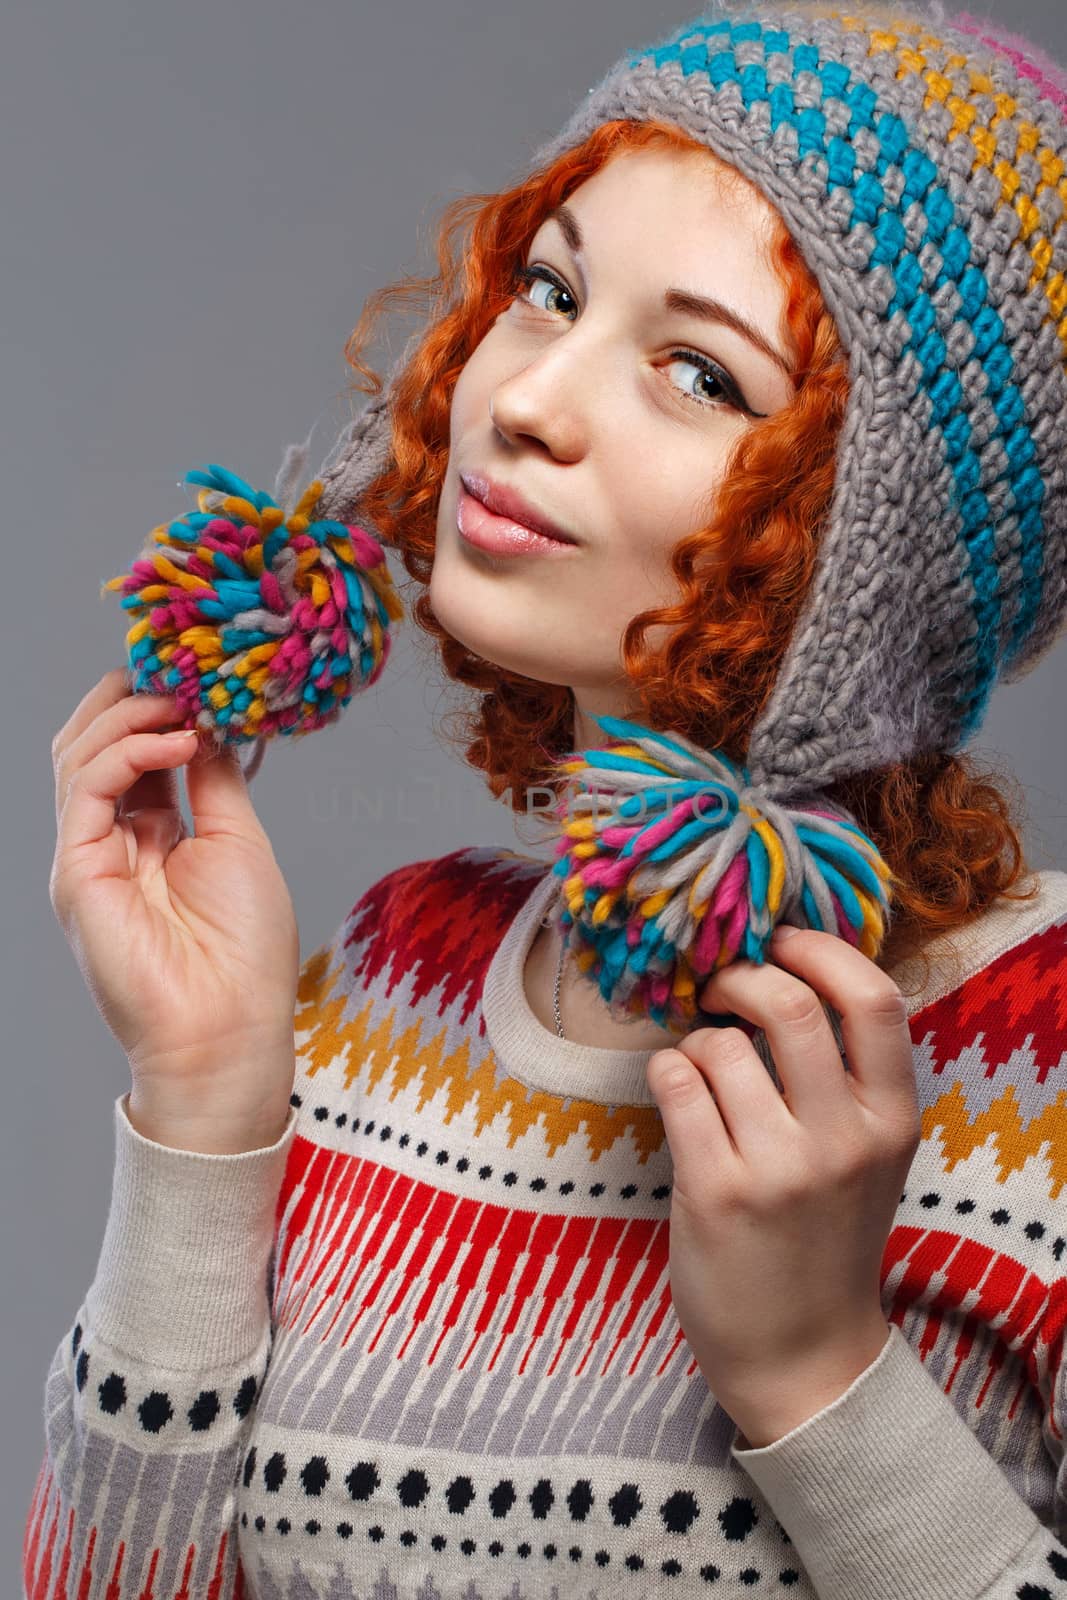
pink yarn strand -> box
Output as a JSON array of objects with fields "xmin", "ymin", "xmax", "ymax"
[{"xmin": 954, "ymin": 13, "xmax": 1067, "ymax": 111}]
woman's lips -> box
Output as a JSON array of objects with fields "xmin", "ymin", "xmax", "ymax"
[{"xmin": 456, "ymin": 486, "xmax": 581, "ymax": 557}]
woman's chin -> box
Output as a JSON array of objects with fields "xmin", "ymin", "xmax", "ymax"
[{"xmin": 427, "ymin": 557, "xmax": 604, "ymax": 690}]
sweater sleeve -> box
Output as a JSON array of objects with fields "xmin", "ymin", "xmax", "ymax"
[
  {"xmin": 725, "ymin": 894, "xmax": 1067, "ymax": 1599},
  {"xmin": 22, "ymin": 1090, "xmax": 299, "ymax": 1600},
  {"xmin": 728, "ymin": 1318, "xmax": 1067, "ymax": 1600}
]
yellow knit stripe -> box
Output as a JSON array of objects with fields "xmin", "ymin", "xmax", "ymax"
[{"xmin": 837, "ymin": 13, "xmax": 1067, "ymax": 350}]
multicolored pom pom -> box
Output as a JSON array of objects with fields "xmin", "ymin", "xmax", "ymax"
[
  {"xmin": 544, "ymin": 715, "xmax": 897, "ymax": 1033},
  {"xmin": 102, "ymin": 465, "xmax": 404, "ymax": 761}
]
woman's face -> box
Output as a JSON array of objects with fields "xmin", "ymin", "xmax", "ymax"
[{"xmin": 429, "ymin": 144, "xmax": 798, "ymax": 749}]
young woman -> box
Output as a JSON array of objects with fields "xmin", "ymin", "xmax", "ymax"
[{"xmin": 26, "ymin": 3, "xmax": 1067, "ymax": 1597}]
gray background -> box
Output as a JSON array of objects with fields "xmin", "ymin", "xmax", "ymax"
[{"xmin": 6, "ymin": 0, "xmax": 1064, "ymax": 1572}]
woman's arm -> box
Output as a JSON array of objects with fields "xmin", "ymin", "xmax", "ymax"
[
  {"xmin": 22, "ymin": 1092, "xmax": 298, "ymax": 1600},
  {"xmin": 730, "ymin": 1318, "xmax": 1066, "ymax": 1600},
  {"xmin": 648, "ymin": 908, "xmax": 1067, "ymax": 1600}
]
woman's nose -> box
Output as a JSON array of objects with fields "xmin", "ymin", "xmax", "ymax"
[{"xmin": 488, "ymin": 344, "xmax": 595, "ymax": 461}]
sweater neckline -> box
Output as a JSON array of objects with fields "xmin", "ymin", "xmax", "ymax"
[
  {"xmin": 480, "ymin": 861, "xmax": 1067, "ymax": 1108},
  {"xmin": 481, "ymin": 866, "xmax": 667, "ymax": 1107}
]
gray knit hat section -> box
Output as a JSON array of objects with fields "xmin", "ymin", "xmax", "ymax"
[
  {"xmin": 308, "ymin": 1, "xmax": 1067, "ymax": 804},
  {"xmin": 312, "ymin": 352, "xmax": 408, "ymax": 526}
]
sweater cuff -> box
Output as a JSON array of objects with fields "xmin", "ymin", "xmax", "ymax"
[
  {"xmin": 83, "ymin": 1091, "xmax": 299, "ymax": 1371},
  {"xmin": 729, "ymin": 1321, "xmax": 1043, "ymax": 1600}
]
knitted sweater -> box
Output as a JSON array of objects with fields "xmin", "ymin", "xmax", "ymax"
[{"xmin": 21, "ymin": 844, "xmax": 1067, "ymax": 1600}]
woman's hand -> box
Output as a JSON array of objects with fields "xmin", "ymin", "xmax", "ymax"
[
  {"xmin": 49, "ymin": 668, "xmax": 301, "ymax": 1147},
  {"xmin": 645, "ymin": 924, "xmax": 922, "ymax": 1447}
]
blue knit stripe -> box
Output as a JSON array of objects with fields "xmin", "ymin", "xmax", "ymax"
[{"xmin": 627, "ymin": 18, "xmax": 1046, "ymax": 739}]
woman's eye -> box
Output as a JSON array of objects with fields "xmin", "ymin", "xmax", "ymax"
[
  {"xmin": 663, "ymin": 352, "xmax": 736, "ymax": 410},
  {"xmin": 514, "ymin": 264, "xmax": 576, "ymax": 319},
  {"xmin": 511, "ymin": 263, "xmax": 747, "ymax": 414}
]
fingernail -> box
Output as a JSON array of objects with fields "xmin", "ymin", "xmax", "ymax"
[{"xmin": 773, "ymin": 924, "xmax": 800, "ymax": 941}]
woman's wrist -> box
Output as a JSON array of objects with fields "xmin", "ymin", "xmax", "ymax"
[{"xmin": 125, "ymin": 1079, "xmax": 295, "ymax": 1155}]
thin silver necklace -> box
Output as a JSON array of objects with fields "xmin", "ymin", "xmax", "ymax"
[
  {"xmin": 553, "ymin": 929, "xmax": 567, "ymax": 1039},
  {"xmin": 543, "ymin": 915, "xmax": 568, "ymax": 1038}
]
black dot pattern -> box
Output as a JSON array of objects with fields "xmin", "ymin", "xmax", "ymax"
[
  {"xmin": 301, "ymin": 1456, "xmax": 330, "ymax": 1496},
  {"xmin": 98, "ymin": 1372, "xmax": 125, "ymax": 1415},
  {"xmin": 232, "ymin": 1450, "xmax": 810, "ymax": 1587},
  {"xmin": 62, "ymin": 1256, "xmax": 1067, "ymax": 1598},
  {"xmin": 289, "ymin": 1097, "xmax": 680, "ymax": 1205},
  {"xmin": 70, "ymin": 1334, "xmax": 262, "ymax": 1443},
  {"xmin": 188, "ymin": 1390, "xmax": 221, "ymax": 1431},
  {"xmin": 899, "ymin": 1192, "xmax": 1067, "ymax": 1264},
  {"xmin": 287, "ymin": 1094, "xmax": 1067, "ymax": 1259}
]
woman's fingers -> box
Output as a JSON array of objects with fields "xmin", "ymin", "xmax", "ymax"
[
  {"xmin": 51, "ymin": 667, "xmax": 133, "ymax": 769},
  {"xmin": 699, "ymin": 928, "xmax": 915, "ymax": 1131},
  {"xmin": 52, "ymin": 728, "xmax": 199, "ymax": 903},
  {"xmin": 53, "ymin": 686, "xmax": 185, "ymax": 830}
]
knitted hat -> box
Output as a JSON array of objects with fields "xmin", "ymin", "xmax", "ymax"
[
  {"xmin": 314, "ymin": 0, "xmax": 1067, "ymax": 773},
  {"xmin": 276, "ymin": 1, "xmax": 1067, "ymax": 1024}
]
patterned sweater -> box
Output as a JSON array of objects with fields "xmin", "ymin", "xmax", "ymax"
[{"xmin": 21, "ymin": 844, "xmax": 1067, "ymax": 1600}]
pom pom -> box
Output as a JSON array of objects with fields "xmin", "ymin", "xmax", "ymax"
[
  {"xmin": 544, "ymin": 714, "xmax": 897, "ymax": 1033},
  {"xmin": 101, "ymin": 464, "xmax": 404, "ymax": 760}
]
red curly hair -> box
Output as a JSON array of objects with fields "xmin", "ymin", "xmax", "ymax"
[{"xmin": 337, "ymin": 116, "xmax": 1039, "ymax": 993}]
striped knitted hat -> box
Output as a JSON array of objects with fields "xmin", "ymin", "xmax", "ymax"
[
  {"xmin": 295, "ymin": 0, "xmax": 1067, "ymax": 1019},
  {"xmin": 312, "ymin": 0, "xmax": 1067, "ymax": 797}
]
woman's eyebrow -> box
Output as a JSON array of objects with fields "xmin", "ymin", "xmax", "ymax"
[{"xmin": 543, "ymin": 203, "xmax": 792, "ymax": 378}]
